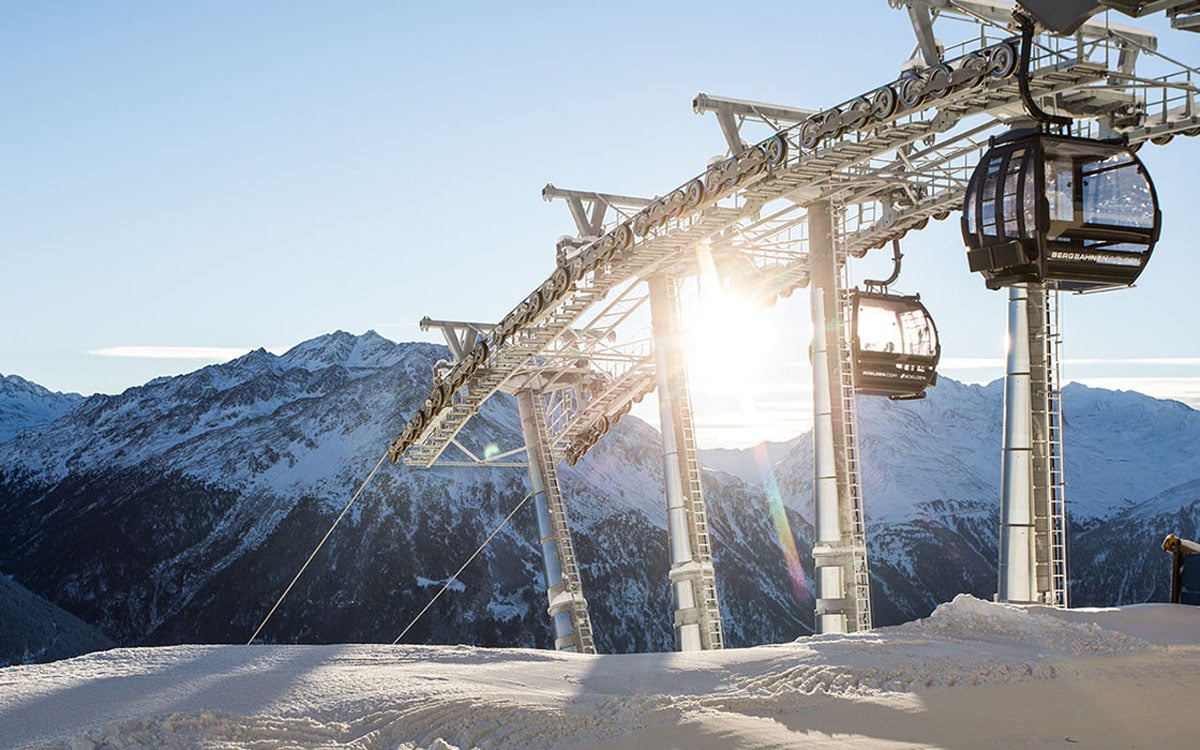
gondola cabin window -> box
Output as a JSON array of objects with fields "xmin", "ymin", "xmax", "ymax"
[{"xmin": 962, "ymin": 130, "xmax": 1161, "ymax": 291}]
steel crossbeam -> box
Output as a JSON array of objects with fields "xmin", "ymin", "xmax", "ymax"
[{"xmin": 389, "ymin": 5, "xmax": 1200, "ymax": 471}]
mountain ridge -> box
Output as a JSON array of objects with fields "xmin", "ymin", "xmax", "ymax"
[
  {"xmin": 1, "ymin": 330, "xmax": 1195, "ymax": 658},
  {"xmin": 0, "ymin": 373, "xmax": 85, "ymax": 443}
]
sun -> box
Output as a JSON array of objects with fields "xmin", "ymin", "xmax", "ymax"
[{"xmin": 683, "ymin": 243, "xmax": 776, "ymax": 406}]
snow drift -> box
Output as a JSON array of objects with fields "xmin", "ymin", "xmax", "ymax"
[{"xmin": 3, "ymin": 596, "xmax": 1198, "ymax": 749}]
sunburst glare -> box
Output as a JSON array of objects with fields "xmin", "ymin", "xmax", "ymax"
[{"xmin": 684, "ymin": 242, "xmax": 776, "ymax": 414}]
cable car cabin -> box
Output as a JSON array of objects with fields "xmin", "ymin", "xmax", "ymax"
[
  {"xmin": 850, "ymin": 291, "xmax": 940, "ymax": 400},
  {"xmin": 961, "ymin": 130, "xmax": 1161, "ymax": 292}
]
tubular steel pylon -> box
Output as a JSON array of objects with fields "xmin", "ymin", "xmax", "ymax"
[
  {"xmin": 648, "ymin": 275, "xmax": 725, "ymax": 651},
  {"xmin": 999, "ymin": 284, "xmax": 1068, "ymax": 607},
  {"xmin": 386, "ymin": 4, "xmax": 1198, "ymax": 644}
]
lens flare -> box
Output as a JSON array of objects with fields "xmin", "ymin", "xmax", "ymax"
[{"xmin": 754, "ymin": 442, "xmax": 810, "ymax": 607}]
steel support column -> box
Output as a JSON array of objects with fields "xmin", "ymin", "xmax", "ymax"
[
  {"xmin": 999, "ymin": 285, "xmax": 1037, "ymax": 603},
  {"xmin": 515, "ymin": 389, "xmax": 596, "ymax": 653},
  {"xmin": 998, "ymin": 283, "xmax": 1068, "ymax": 606},
  {"xmin": 648, "ymin": 275, "xmax": 724, "ymax": 651},
  {"xmin": 808, "ymin": 200, "xmax": 872, "ymax": 634}
]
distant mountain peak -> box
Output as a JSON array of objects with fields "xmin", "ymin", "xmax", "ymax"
[
  {"xmin": 2, "ymin": 340, "xmax": 1199, "ymax": 654},
  {"xmin": 1, "ymin": 373, "xmax": 78, "ymax": 400},
  {"xmin": 276, "ymin": 330, "xmax": 405, "ymax": 372},
  {"xmin": 228, "ymin": 347, "xmax": 274, "ymax": 368},
  {"xmin": 0, "ymin": 374, "xmax": 84, "ymax": 443}
]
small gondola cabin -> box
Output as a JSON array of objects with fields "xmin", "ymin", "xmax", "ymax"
[
  {"xmin": 961, "ymin": 129, "xmax": 1160, "ymax": 291},
  {"xmin": 850, "ymin": 291, "xmax": 940, "ymax": 399}
]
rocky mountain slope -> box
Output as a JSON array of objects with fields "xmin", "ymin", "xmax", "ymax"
[
  {"xmin": 0, "ymin": 332, "xmax": 809, "ymax": 654},
  {"xmin": 0, "ymin": 572, "xmax": 114, "ymax": 667},
  {"xmin": 0, "ymin": 374, "xmax": 83, "ymax": 443},
  {"xmin": 773, "ymin": 376, "xmax": 1200, "ymax": 617},
  {"xmin": 0, "ymin": 331, "xmax": 1194, "ymax": 657}
]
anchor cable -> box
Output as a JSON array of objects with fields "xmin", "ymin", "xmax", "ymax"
[
  {"xmin": 247, "ymin": 451, "xmax": 390, "ymax": 645},
  {"xmin": 392, "ymin": 488, "xmax": 535, "ymax": 645}
]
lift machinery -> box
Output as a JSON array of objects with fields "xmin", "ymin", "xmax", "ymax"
[{"xmin": 388, "ymin": 1, "xmax": 1200, "ymax": 648}]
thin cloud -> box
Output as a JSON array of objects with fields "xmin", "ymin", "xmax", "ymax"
[
  {"xmin": 919, "ymin": 356, "xmax": 1200, "ymax": 370},
  {"xmin": 1064, "ymin": 357, "xmax": 1200, "ymax": 366},
  {"xmin": 87, "ymin": 346, "xmax": 257, "ymax": 360},
  {"xmin": 940, "ymin": 357, "xmax": 1005, "ymax": 369}
]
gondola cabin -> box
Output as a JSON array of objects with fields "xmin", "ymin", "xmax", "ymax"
[
  {"xmin": 850, "ymin": 291, "xmax": 940, "ymax": 399},
  {"xmin": 961, "ymin": 129, "xmax": 1160, "ymax": 291}
]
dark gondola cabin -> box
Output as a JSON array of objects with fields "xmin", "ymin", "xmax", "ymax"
[
  {"xmin": 961, "ymin": 129, "xmax": 1160, "ymax": 291},
  {"xmin": 851, "ymin": 291, "xmax": 940, "ymax": 399}
]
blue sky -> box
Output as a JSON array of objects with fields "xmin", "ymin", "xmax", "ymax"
[{"xmin": 4, "ymin": 2, "xmax": 1200, "ymax": 447}]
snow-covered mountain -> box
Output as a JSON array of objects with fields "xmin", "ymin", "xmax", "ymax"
[
  {"xmin": 1071, "ymin": 479, "xmax": 1200, "ymax": 606},
  {"xmin": 774, "ymin": 377, "xmax": 1200, "ymax": 524},
  {"xmin": 765, "ymin": 376, "xmax": 1200, "ymax": 618},
  {"xmin": 1, "ymin": 331, "xmax": 1196, "ymax": 657},
  {"xmin": 0, "ymin": 332, "xmax": 809, "ymax": 654},
  {"xmin": 698, "ymin": 437, "xmax": 800, "ymax": 484},
  {"xmin": 0, "ymin": 374, "xmax": 83, "ymax": 443}
]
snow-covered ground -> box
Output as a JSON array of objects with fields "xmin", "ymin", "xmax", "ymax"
[{"xmin": 2, "ymin": 596, "xmax": 1197, "ymax": 749}]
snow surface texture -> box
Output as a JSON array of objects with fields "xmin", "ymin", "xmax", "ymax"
[{"xmin": 3, "ymin": 596, "xmax": 1198, "ymax": 749}]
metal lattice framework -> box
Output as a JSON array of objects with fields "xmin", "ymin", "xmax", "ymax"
[
  {"xmin": 385, "ymin": 1, "xmax": 1200, "ymax": 645},
  {"xmin": 389, "ymin": 3, "xmax": 1200, "ymax": 470}
]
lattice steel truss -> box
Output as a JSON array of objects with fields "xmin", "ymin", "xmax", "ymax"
[{"xmin": 388, "ymin": 2, "xmax": 1200, "ymax": 471}]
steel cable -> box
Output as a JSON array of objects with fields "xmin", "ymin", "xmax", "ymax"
[
  {"xmin": 247, "ymin": 451, "xmax": 389, "ymax": 645},
  {"xmin": 393, "ymin": 489, "xmax": 535, "ymax": 645}
]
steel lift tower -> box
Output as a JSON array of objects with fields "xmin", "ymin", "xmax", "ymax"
[
  {"xmin": 419, "ymin": 317, "xmax": 597, "ymax": 653},
  {"xmin": 514, "ymin": 385, "xmax": 596, "ymax": 652},
  {"xmin": 809, "ymin": 201, "xmax": 873, "ymax": 634},
  {"xmin": 998, "ymin": 285, "xmax": 1067, "ymax": 605},
  {"xmin": 649, "ymin": 275, "xmax": 724, "ymax": 650},
  {"xmin": 386, "ymin": 1, "xmax": 1199, "ymax": 649}
]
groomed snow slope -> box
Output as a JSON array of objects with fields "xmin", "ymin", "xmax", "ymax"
[{"xmin": 2, "ymin": 596, "xmax": 1198, "ymax": 749}]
